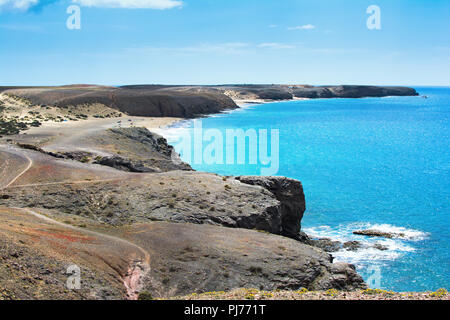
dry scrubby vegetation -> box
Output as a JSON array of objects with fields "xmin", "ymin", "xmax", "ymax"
[
  {"xmin": 0, "ymin": 118, "xmax": 41, "ymax": 136},
  {"xmin": 0, "ymin": 92, "xmax": 124, "ymax": 135},
  {"xmin": 166, "ymin": 288, "xmax": 449, "ymax": 300}
]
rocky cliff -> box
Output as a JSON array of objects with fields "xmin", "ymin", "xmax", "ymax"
[
  {"xmin": 0, "ymin": 125, "xmax": 367, "ymax": 297},
  {"xmin": 291, "ymin": 85, "xmax": 418, "ymax": 99},
  {"xmin": 236, "ymin": 176, "xmax": 306, "ymax": 240},
  {"xmin": 217, "ymin": 84, "xmax": 418, "ymax": 100},
  {"xmin": 2, "ymin": 85, "xmax": 238, "ymax": 118}
]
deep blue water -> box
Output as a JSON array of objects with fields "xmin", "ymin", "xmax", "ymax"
[{"xmin": 160, "ymin": 87, "xmax": 450, "ymax": 292}]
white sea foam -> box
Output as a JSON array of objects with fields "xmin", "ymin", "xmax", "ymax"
[
  {"xmin": 303, "ymin": 222, "xmax": 429, "ymax": 265},
  {"xmin": 153, "ymin": 120, "xmax": 193, "ymax": 143},
  {"xmin": 332, "ymin": 246, "xmax": 402, "ymax": 264}
]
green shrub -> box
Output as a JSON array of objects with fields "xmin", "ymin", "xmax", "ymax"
[
  {"xmin": 137, "ymin": 291, "xmax": 153, "ymax": 300},
  {"xmin": 430, "ymin": 288, "xmax": 448, "ymax": 298},
  {"xmin": 80, "ymin": 156, "xmax": 91, "ymax": 163}
]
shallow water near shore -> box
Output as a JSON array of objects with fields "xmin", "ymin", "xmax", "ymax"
[{"xmin": 159, "ymin": 87, "xmax": 450, "ymax": 292}]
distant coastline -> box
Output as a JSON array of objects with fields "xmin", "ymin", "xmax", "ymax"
[{"xmin": 0, "ymin": 84, "xmax": 418, "ymax": 120}]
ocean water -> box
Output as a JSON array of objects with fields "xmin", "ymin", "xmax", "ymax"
[{"xmin": 158, "ymin": 87, "xmax": 450, "ymax": 292}]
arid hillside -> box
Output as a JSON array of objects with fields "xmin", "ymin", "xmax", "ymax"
[
  {"xmin": 0, "ymin": 85, "xmax": 238, "ymax": 119},
  {"xmin": 0, "ymin": 117, "xmax": 367, "ymax": 299}
]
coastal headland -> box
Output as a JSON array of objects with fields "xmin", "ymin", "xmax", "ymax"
[
  {"xmin": 0, "ymin": 84, "xmax": 418, "ymax": 119},
  {"xmin": 1, "ymin": 84, "xmax": 446, "ymax": 300}
]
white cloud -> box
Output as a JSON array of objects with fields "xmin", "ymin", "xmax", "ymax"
[
  {"xmin": 0, "ymin": 0, "xmax": 183, "ymax": 10},
  {"xmin": 180, "ymin": 43, "xmax": 251, "ymax": 54},
  {"xmin": 258, "ymin": 42, "xmax": 295, "ymax": 49},
  {"xmin": 0, "ymin": 0, "xmax": 38, "ymax": 10},
  {"xmin": 126, "ymin": 43, "xmax": 252, "ymax": 56},
  {"xmin": 309, "ymin": 48, "xmax": 367, "ymax": 54},
  {"xmin": 268, "ymin": 24, "xmax": 277, "ymax": 28},
  {"xmin": 125, "ymin": 42, "xmax": 298, "ymax": 56},
  {"xmin": 72, "ymin": 0, "xmax": 183, "ymax": 9},
  {"xmin": 287, "ymin": 24, "xmax": 315, "ymax": 31}
]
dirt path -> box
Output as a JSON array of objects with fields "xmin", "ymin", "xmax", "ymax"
[
  {"xmin": 7, "ymin": 178, "xmax": 126, "ymax": 189},
  {"xmin": 0, "ymin": 151, "xmax": 33, "ymax": 190},
  {"xmin": 15, "ymin": 207, "xmax": 151, "ymax": 300}
]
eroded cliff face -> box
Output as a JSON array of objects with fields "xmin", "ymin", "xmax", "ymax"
[
  {"xmin": 292, "ymin": 85, "xmax": 418, "ymax": 99},
  {"xmin": 236, "ymin": 176, "xmax": 306, "ymax": 240},
  {"xmin": 216, "ymin": 84, "xmax": 418, "ymax": 100}
]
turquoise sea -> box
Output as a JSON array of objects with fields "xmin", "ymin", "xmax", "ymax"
[{"xmin": 159, "ymin": 87, "xmax": 450, "ymax": 292}]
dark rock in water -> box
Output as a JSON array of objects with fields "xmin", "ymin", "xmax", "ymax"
[
  {"xmin": 236, "ymin": 176, "xmax": 305, "ymax": 240},
  {"xmin": 343, "ymin": 241, "xmax": 362, "ymax": 251},
  {"xmin": 307, "ymin": 239, "xmax": 363, "ymax": 253},
  {"xmin": 297, "ymin": 231, "xmax": 311, "ymax": 243},
  {"xmin": 309, "ymin": 238, "xmax": 342, "ymax": 252},
  {"xmin": 353, "ymin": 229, "xmax": 405, "ymax": 239},
  {"xmin": 373, "ymin": 244, "xmax": 389, "ymax": 251}
]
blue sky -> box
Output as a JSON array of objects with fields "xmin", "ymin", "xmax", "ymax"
[{"xmin": 0, "ymin": 0, "xmax": 449, "ymax": 86}]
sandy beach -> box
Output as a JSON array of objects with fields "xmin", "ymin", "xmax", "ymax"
[{"xmin": 234, "ymin": 97, "xmax": 310, "ymax": 107}]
